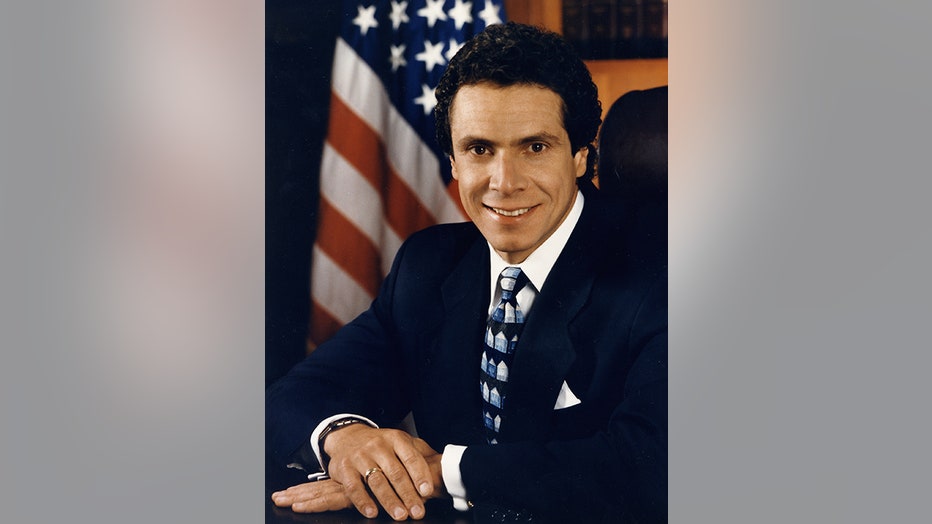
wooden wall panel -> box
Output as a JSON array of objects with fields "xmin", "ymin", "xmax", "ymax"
[
  {"xmin": 586, "ymin": 58, "xmax": 668, "ymax": 118},
  {"xmin": 504, "ymin": 0, "xmax": 668, "ymax": 118},
  {"xmin": 505, "ymin": 0, "xmax": 563, "ymax": 32}
]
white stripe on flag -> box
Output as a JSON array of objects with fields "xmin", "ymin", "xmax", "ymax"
[{"xmin": 311, "ymin": 245, "xmax": 373, "ymax": 325}]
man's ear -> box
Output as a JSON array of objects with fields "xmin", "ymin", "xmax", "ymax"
[
  {"xmin": 573, "ymin": 146, "xmax": 589, "ymax": 179},
  {"xmin": 449, "ymin": 155, "xmax": 458, "ymax": 180}
]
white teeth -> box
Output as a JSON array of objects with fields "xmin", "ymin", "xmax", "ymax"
[{"xmin": 491, "ymin": 207, "xmax": 530, "ymax": 217}]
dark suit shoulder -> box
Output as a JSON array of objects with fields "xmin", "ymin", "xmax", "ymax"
[{"xmin": 396, "ymin": 221, "xmax": 482, "ymax": 268}]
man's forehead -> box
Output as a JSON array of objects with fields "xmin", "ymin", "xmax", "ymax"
[
  {"xmin": 449, "ymin": 83, "xmax": 567, "ymax": 133},
  {"xmin": 453, "ymin": 81, "xmax": 560, "ymax": 100}
]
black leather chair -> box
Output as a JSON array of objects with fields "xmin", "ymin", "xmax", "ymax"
[{"xmin": 596, "ymin": 86, "xmax": 668, "ymax": 267}]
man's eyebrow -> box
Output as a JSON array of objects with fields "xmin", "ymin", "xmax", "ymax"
[
  {"xmin": 517, "ymin": 131, "xmax": 563, "ymax": 145},
  {"xmin": 455, "ymin": 135, "xmax": 494, "ymax": 147},
  {"xmin": 455, "ymin": 132, "xmax": 564, "ymax": 148}
]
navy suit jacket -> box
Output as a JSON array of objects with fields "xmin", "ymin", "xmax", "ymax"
[{"xmin": 266, "ymin": 193, "xmax": 667, "ymax": 523}]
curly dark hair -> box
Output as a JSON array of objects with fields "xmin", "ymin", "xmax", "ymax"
[{"xmin": 434, "ymin": 22, "xmax": 602, "ymax": 179}]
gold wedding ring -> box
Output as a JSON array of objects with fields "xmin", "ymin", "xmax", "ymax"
[{"xmin": 364, "ymin": 466, "xmax": 382, "ymax": 484}]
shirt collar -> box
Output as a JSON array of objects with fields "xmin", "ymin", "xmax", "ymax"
[{"xmin": 488, "ymin": 190, "xmax": 585, "ymax": 296}]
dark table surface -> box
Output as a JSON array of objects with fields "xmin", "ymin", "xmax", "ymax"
[{"xmin": 266, "ymin": 493, "xmax": 473, "ymax": 524}]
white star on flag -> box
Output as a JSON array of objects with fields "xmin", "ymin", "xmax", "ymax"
[
  {"xmin": 415, "ymin": 40, "xmax": 446, "ymax": 73},
  {"xmin": 413, "ymin": 83, "xmax": 437, "ymax": 115},
  {"xmin": 389, "ymin": 1, "xmax": 409, "ymax": 31},
  {"xmin": 389, "ymin": 44, "xmax": 407, "ymax": 71},
  {"xmin": 445, "ymin": 38, "xmax": 464, "ymax": 61},
  {"xmin": 417, "ymin": 0, "xmax": 448, "ymax": 28},
  {"xmin": 447, "ymin": 0, "xmax": 473, "ymax": 30},
  {"xmin": 478, "ymin": 0, "xmax": 502, "ymax": 27},
  {"xmin": 352, "ymin": 4, "xmax": 379, "ymax": 36}
]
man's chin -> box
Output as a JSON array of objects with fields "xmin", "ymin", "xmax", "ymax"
[{"xmin": 486, "ymin": 239, "xmax": 536, "ymax": 264}]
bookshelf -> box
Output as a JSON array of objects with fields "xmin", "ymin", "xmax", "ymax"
[{"xmin": 504, "ymin": 0, "xmax": 668, "ymax": 120}]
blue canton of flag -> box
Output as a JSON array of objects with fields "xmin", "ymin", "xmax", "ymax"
[{"xmin": 341, "ymin": 0, "xmax": 505, "ymax": 183}]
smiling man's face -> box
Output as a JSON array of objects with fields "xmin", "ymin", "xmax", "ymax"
[{"xmin": 449, "ymin": 82, "xmax": 588, "ymax": 264}]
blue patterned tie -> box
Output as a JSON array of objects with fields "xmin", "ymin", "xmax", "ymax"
[{"xmin": 480, "ymin": 267, "xmax": 531, "ymax": 444}]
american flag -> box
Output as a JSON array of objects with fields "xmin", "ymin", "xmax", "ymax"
[{"xmin": 310, "ymin": 0, "xmax": 506, "ymax": 348}]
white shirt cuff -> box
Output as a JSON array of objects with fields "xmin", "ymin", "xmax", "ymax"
[
  {"xmin": 441, "ymin": 444, "xmax": 469, "ymax": 511},
  {"xmin": 308, "ymin": 413, "xmax": 378, "ymax": 480}
]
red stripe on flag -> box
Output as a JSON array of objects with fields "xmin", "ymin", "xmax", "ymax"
[
  {"xmin": 325, "ymin": 95, "xmax": 383, "ymax": 190},
  {"xmin": 308, "ymin": 301, "xmax": 344, "ymax": 354},
  {"xmin": 383, "ymin": 174, "xmax": 436, "ymax": 239},
  {"xmin": 326, "ymin": 95, "xmax": 437, "ymax": 239},
  {"xmin": 314, "ymin": 197, "xmax": 382, "ymax": 297}
]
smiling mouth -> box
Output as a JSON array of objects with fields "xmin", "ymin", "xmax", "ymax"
[{"xmin": 488, "ymin": 206, "xmax": 532, "ymax": 217}]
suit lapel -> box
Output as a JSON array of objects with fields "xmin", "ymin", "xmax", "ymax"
[
  {"xmin": 499, "ymin": 205, "xmax": 604, "ymax": 442},
  {"xmin": 426, "ymin": 236, "xmax": 490, "ymax": 445}
]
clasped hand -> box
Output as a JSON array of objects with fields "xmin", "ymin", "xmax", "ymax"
[{"xmin": 271, "ymin": 425, "xmax": 445, "ymax": 521}]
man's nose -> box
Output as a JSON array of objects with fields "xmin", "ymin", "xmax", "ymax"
[{"xmin": 488, "ymin": 153, "xmax": 527, "ymax": 194}]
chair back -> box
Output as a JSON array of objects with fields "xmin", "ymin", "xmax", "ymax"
[{"xmin": 596, "ymin": 86, "xmax": 668, "ymax": 266}]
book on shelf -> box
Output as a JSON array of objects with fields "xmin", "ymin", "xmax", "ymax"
[{"xmin": 562, "ymin": 0, "xmax": 667, "ymax": 59}]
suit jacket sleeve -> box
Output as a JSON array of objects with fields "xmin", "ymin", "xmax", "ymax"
[{"xmin": 265, "ymin": 239, "xmax": 417, "ymax": 485}]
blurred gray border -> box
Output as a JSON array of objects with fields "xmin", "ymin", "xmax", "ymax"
[{"xmin": 3, "ymin": 1, "xmax": 932, "ymax": 523}]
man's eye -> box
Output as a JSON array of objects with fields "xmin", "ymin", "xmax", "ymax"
[
  {"xmin": 471, "ymin": 145, "xmax": 488, "ymax": 155},
  {"xmin": 530, "ymin": 143, "xmax": 546, "ymax": 153}
]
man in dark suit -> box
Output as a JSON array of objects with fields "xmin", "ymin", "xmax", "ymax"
[{"xmin": 268, "ymin": 23, "xmax": 667, "ymax": 523}]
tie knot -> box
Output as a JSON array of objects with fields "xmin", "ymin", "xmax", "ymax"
[{"xmin": 498, "ymin": 266, "xmax": 529, "ymax": 300}]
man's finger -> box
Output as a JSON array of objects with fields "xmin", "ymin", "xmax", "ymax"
[
  {"xmin": 363, "ymin": 466, "xmax": 416, "ymax": 521},
  {"xmin": 396, "ymin": 438, "xmax": 435, "ymax": 497},
  {"xmin": 291, "ymin": 486, "xmax": 352, "ymax": 513},
  {"xmin": 271, "ymin": 482, "xmax": 316, "ymax": 506},
  {"xmin": 271, "ymin": 480, "xmax": 353, "ymax": 513},
  {"xmin": 337, "ymin": 469, "xmax": 381, "ymax": 519}
]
